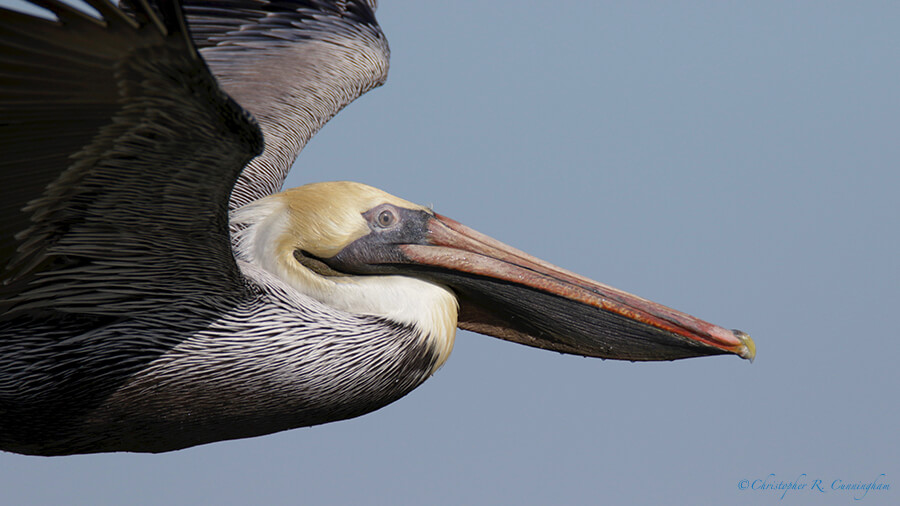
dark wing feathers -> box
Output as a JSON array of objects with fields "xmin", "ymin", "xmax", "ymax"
[
  {"xmin": 180, "ymin": 0, "xmax": 390, "ymax": 209},
  {"xmin": 1, "ymin": 0, "xmax": 389, "ymax": 316},
  {"xmin": 0, "ymin": 0, "xmax": 263, "ymax": 314}
]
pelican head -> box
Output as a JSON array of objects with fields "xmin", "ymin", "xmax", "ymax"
[{"xmin": 233, "ymin": 181, "xmax": 755, "ymax": 368}]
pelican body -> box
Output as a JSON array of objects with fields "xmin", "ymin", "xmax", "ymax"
[{"xmin": 0, "ymin": 0, "xmax": 754, "ymax": 455}]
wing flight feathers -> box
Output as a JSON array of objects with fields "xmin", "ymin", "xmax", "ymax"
[
  {"xmin": 0, "ymin": 0, "xmax": 263, "ymax": 315},
  {"xmin": 180, "ymin": 0, "xmax": 390, "ymax": 208}
]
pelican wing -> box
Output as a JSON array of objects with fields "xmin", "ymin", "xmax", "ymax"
[
  {"xmin": 178, "ymin": 0, "xmax": 390, "ymax": 209},
  {"xmin": 0, "ymin": 0, "xmax": 263, "ymax": 314}
]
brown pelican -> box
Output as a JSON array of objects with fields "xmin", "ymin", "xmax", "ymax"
[{"xmin": 0, "ymin": 0, "xmax": 754, "ymax": 456}]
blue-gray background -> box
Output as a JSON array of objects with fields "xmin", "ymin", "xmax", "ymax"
[{"xmin": 1, "ymin": 1, "xmax": 897, "ymax": 505}]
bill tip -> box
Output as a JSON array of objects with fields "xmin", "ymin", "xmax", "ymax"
[{"xmin": 732, "ymin": 329, "xmax": 755, "ymax": 362}]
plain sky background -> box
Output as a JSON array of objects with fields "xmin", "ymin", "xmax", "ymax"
[{"xmin": 1, "ymin": 1, "xmax": 898, "ymax": 505}]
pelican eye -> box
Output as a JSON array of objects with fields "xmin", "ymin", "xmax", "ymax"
[{"xmin": 374, "ymin": 206, "xmax": 398, "ymax": 228}]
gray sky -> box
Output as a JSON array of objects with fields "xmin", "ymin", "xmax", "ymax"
[{"xmin": 2, "ymin": 1, "xmax": 898, "ymax": 505}]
